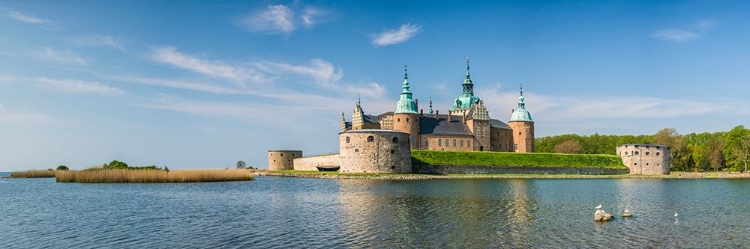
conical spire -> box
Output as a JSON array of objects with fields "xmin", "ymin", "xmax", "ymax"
[
  {"xmin": 428, "ymin": 96, "xmax": 434, "ymax": 114},
  {"xmin": 395, "ymin": 65, "xmax": 418, "ymax": 114},
  {"xmin": 452, "ymin": 57, "xmax": 480, "ymax": 110}
]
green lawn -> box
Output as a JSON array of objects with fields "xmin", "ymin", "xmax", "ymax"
[{"xmin": 411, "ymin": 150, "xmax": 627, "ymax": 169}]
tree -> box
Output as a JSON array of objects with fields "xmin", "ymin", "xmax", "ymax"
[
  {"xmin": 56, "ymin": 165, "xmax": 69, "ymax": 171},
  {"xmin": 552, "ymin": 140, "xmax": 582, "ymax": 154},
  {"xmin": 236, "ymin": 160, "xmax": 247, "ymax": 169},
  {"xmin": 653, "ymin": 128, "xmax": 691, "ymax": 171},
  {"xmin": 104, "ymin": 160, "xmax": 129, "ymax": 169},
  {"xmin": 708, "ymin": 136, "xmax": 725, "ymax": 171},
  {"xmin": 723, "ymin": 125, "xmax": 750, "ymax": 172}
]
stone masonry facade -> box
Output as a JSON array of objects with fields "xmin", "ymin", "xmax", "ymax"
[{"xmin": 617, "ymin": 144, "xmax": 670, "ymax": 175}]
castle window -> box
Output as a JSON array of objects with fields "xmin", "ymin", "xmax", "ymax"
[
  {"xmin": 634, "ymin": 163, "xmax": 637, "ymax": 166},
  {"xmin": 460, "ymin": 140, "xmax": 464, "ymax": 147},
  {"xmin": 391, "ymin": 166, "xmax": 395, "ymax": 169},
  {"xmin": 625, "ymin": 152, "xmax": 628, "ymax": 155},
  {"xmin": 635, "ymin": 151, "xmax": 639, "ymax": 155},
  {"xmin": 519, "ymin": 132, "xmax": 522, "ymax": 135},
  {"xmin": 453, "ymin": 139, "xmax": 457, "ymax": 147},
  {"xmin": 656, "ymin": 152, "xmax": 660, "ymax": 156},
  {"xmin": 406, "ymin": 118, "xmax": 410, "ymax": 122},
  {"xmin": 424, "ymin": 140, "xmax": 429, "ymax": 148},
  {"xmin": 355, "ymin": 149, "xmax": 359, "ymax": 152},
  {"xmin": 390, "ymin": 150, "xmax": 395, "ymax": 154},
  {"xmin": 438, "ymin": 139, "xmax": 442, "ymax": 147},
  {"xmin": 646, "ymin": 163, "xmax": 649, "ymax": 166},
  {"xmin": 346, "ymin": 137, "xmax": 350, "ymax": 143},
  {"xmin": 514, "ymin": 144, "xmax": 518, "ymax": 151},
  {"xmin": 392, "ymin": 137, "xmax": 399, "ymax": 143},
  {"xmin": 280, "ymin": 153, "xmax": 283, "ymax": 156},
  {"xmin": 468, "ymin": 141, "xmax": 471, "ymax": 148},
  {"xmin": 646, "ymin": 151, "xmax": 650, "ymax": 155},
  {"xmin": 397, "ymin": 118, "xmax": 401, "ymax": 122},
  {"xmin": 657, "ymin": 146, "xmax": 661, "ymax": 149},
  {"xmin": 367, "ymin": 136, "xmax": 374, "ymax": 142}
]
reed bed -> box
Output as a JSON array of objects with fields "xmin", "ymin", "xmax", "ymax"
[
  {"xmin": 55, "ymin": 169, "xmax": 255, "ymax": 183},
  {"xmin": 9, "ymin": 170, "xmax": 57, "ymax": 178}
]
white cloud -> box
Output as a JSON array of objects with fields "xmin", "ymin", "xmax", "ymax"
[
  {"xmin": 372, "ymin": 23, "xmax": 422, "ymax": 46},
  {"xmin": 108, "ymin": 75, "xmax": 248, "ymax": 95},
  {"xmin": 0, "ymin": 103, "xmax": 56, "ymax": 125},
  {"xmin": 238, "ymin": 5, "xmax": 295, "ymax": 34},
  {"xmin": 34, "ymin": 48, "xmax": 87, "ymax": 65},
  {"xmin": 34, "ymin": 77, "xmax": 124, "ymax": 95},
  {"xmin": 5, "ymin": 11, "xmax": 51, "ymax": 25},
  {"xmin": 696, "ymin": 20, "xmax": 717, "ymax": 30},
  {"xmin": 651, "ymin": 29, "xmax": 699, "ymax": 42},
  {"xmin": 346, "ymin": 82, "xmax": 385, "ymax": 98},
  {"xmin": 150, "ymin": 46, "xmax": 267, "ymax": 85},
  {"xmin": 69, "ymin": 35, "xmax": 125, "ymax": 51},
  {"xmin": 301, "ymin": 6, "xmax": 328, "ymax": 28}
]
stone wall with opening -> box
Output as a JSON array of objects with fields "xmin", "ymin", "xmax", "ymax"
[
  {"xmin": 617, "ymin": 144, "xmax": 670, "ymax": 175},
  {"xmin": 339, "ymin": 129, "xmax": 412, "ymax": 173},
  {"xmin": 267, "ymin": 150, "xmax": 303, "ymax": 170}
]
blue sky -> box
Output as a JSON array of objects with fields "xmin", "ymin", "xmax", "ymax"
[{"xmin": 1, "ymin": 0, "xmax": 749, "ymax": 171}]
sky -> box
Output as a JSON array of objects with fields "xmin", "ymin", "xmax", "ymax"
[{"xmin": 1, "ymin": 0, "xmax": 749, "ymax": 171}]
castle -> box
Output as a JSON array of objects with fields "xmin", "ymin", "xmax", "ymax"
[
  {"xmin": 342, "ymin": 58, "xmax": 534, "ymax": 153},
  {"xmin": 269, "ymin": 59, "xmax": 536, "ymax": 173},
  {"xmin": 616, "ymin": 144, "xmax": 671, "ymax": 174}
]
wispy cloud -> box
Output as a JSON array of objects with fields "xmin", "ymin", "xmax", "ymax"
[
  {"xmin": 651, "ymin": 20, "xmax": 718, "ymax": 43},
  {"xmin": 256, "ymin": 59, "xmax": 343, "ymax": 88},
  {"xmin": 34, "ymin": 77, "xmax": 124, "ymax": 95},
  {"xmin": 301, "ymin": 6, "xmax": 328, "ymax": 28},
  {"xmin": 238, "ymin": 5, "xmax": 295, "ymax": 34},
  {"xmin": 4, "ymin": 11, "xmax": 51, "ymax": 25},
  {"xmin": 33, "ymin": 48, "xmax": 87, "ymax": 65},
  {"xmin": 69, "ymin": 35, "xmax": 125, "ymax": 51},
  {"xmin": 651, "ymin": 29, "xmax": 699, "ymax": 42},
  {"xmin": 372, "ymin": 23, "xmax": 422, "ymax": 46},
  {"xmin": 150, "ymin": 46, "xmax": 268, "ymax": 85},
  {"xmin": 0, "ymin": 103, "xmax": 56, "ymax": 125}
]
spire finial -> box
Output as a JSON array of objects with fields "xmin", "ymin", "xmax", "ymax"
[
  {"xmin": 520, "ymin": 83, "xmax": 523, "ymax": 96},
  {"xmin": 357, "ymin": 94, "xmax": 361, "ymax": 106},
  {"xmin": 465, "ymin": 57, "xmax": 470, "ymax": 78},
  {"xmin": 429, "ymin": 96, "xmax": 434, "ymax": 114},
  {"xmin": 404, "ymin": 64, "xmax": 408, "ymax": 79}
]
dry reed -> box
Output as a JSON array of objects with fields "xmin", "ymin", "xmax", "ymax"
[
  {"xmin": 9, "ymin": 170, "xmax": 57, "ymax": 178},
  {"xmin": 55, "ymin": 169, "xmax": 255, "ymax": 183}
]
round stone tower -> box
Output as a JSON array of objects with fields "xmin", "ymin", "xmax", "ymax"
[
  {"xmin": 509, "ymin": 86, "xmax": 534, "ymax": 153},
  {"xmin": 267, "ymin": 150, "xmax": 302, "ymax": 170},
  {"xmin": 393, "ymin": 65, "xmax": 420, "ymax": 149},
  {"xmin": 339, "ymin": 130, "xmax": 412, "ymax": 173},
  {"xmin": 617, "ymin": 144, "xmax": 670, "ymax": 175}
]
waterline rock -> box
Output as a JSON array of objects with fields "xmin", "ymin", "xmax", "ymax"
[{"xmin": 595, "ymin": 209, "xmax": 614, "ymax": 222}]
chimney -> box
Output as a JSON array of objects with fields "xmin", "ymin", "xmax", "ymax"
[
  {"xmin": 435, "ymin": 110, "xmax": 439, "ymax": 119},
  {"xmin": 420, "ymin": 109, "xmax": 423, "ymax": 117},
  {"xmin": 448, "ymin": 110, "xmax": 452, "ymax": 122},
  {"xmin": 462, "ymin": 113, "xmax": 466, "ymax": 123}
]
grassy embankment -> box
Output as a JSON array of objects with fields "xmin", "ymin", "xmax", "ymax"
[
  {"xmin": 9, "ymin": 170, "xmax": 57, "ymax": 178},
  {"xmin": 56, "ymin": 169, "xmax": 255, "ymax": 183},
  {"xmin": 411, "ymin": 150, "xmax": 628, "ymax": 169}
]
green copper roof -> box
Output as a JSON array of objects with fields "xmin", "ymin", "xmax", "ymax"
[
  {"xmin": 451, "ymin": 57, "xmax": 481, "ymax": 110},
  {"xmin": 510, "ymin": 86, "xmax": 533, "ymax": 122},
  {"xmin": 395, "ymin": 66, "xmax": 418, "ymax": 114}
]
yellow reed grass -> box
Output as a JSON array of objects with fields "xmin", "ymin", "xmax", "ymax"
[
  {"xmin": 55, "ymin": 169, "xmax": 255, "ymax": 183},
  {"xmin": 9, "ymin": 170, "xmax": 56, "ymax": 178}
]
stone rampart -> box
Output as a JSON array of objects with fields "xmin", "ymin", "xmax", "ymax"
[
  {"xmin": 339, "ymin": 130, "xmax": 412, "ymax": 173},
  {"xmin": 413, "ymin": 165, "xmax": 629, "ymax": 175},
  {"xmin": 267, "ymin": 150, "xmax": 303, "ymax": 170},
  {"xmin": 293, "ymin": 154, "xmax": 341, "ymax": 171},
  {"xmin": 617, "ymin": 144, "xmax": 670, "ymax": 175}
]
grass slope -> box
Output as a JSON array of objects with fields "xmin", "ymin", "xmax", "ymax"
[{"xmin": 411, "ymin": 150, "xmax": 627, "ymax": 169}]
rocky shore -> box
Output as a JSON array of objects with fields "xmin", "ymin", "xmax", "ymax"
[{"xmin": 257, "ymin": 171, "xmax": 750, "ymax": 180}]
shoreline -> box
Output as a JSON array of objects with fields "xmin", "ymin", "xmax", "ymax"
[{"xmin": 257, "ymin": 171, "xmax": 750, "ymax": 180}]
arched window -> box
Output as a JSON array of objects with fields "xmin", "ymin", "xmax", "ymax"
[
  {"xmin": 346, "ymin": 137, "xmax": 350, "ymax": 143},
  {"xmin": 392, "ymin": 137, "xmax": 399, "ymax": 143},
  {"xmin": 367, "ymin": 136, "xmax": 374, "ymax": 142},
  {"xmin": 406, "ymin": 118, "xmax": 410, "ymax": 122},
  {"xmin": 656, "ymin": 152, "xmax": 660, "ymax": 156}
]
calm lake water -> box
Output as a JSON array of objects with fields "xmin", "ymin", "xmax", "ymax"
[{"xmin": 2, "ymin": 175, "xmax": 750, "ymax": 248}]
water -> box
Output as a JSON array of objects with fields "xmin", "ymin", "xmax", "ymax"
[{"xmin": 2, "ymin": 176, "xmax": 750, "ymax": 248}]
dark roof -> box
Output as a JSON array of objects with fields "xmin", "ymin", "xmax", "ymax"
[
  {"xmin": 419, "ymin": 115, "xmax": 473, "ymax": 136},
  {"xmin": 490, "ymin": 119, "xmax": 511, "ymax": 129},
  {"xmin": 362, "ymin": 115, "xmax": 379, "ymax": 124}
]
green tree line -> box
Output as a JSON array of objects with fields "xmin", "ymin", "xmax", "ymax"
[{"xmin": 535, "ymin": 125, "xmax": 750, "ymax": 172}]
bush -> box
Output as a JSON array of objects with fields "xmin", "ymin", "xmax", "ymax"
[{"xmin": 57, "ymin": 165, "xmax": 69, "ymax": 171}]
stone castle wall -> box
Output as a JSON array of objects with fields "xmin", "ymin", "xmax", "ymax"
[
  {"xmin": 339, "ymin": 130, "xmax": 412, "ymax": 173},
  {"xmin": 267, "ymin": 150, "xmax": 303, "ymax": 170},
  {"xmin": 293, "ymin": 154, "xmax": 341, "ymax": 171},
  {"xmin": 617, "ymin": 144, "xmax": 670, "ymax": 175}
]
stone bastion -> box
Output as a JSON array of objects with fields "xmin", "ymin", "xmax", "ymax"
[
  {"xmin": 617, "ymin": 144, "xmax": 670, "ymax": 175},
  {"xmin": 338, "ymin": 129, "xmax": 412, "ymax": 173}
]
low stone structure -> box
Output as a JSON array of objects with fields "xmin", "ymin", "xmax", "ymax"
[
  {"xmin": 413, "ymin": 165, "xmax": 629, "ymax": 175},
  {"xmin": 292, "ymin": 154, "xmax": 340, "ymax": 171},
  {"xmin": 616, "ymin": 144, "xmax": 670, "ymax": 175}
]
